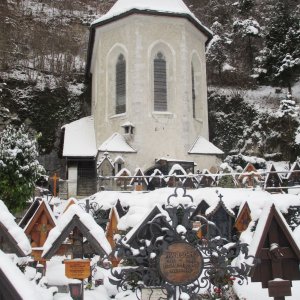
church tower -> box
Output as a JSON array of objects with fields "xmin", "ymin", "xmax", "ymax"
[{"xmin": 62, "ymin": 0, "xmax": 223, "ymax": 196}]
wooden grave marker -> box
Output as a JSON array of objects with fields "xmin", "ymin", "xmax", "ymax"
[{"xmin": 250, "ymin": 204, "xmax": 300, "ymax": 300}]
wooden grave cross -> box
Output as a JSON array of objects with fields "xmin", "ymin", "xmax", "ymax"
[{"xmin": 50, "ymin": 173, "xmax": 60, "ymax": 197}]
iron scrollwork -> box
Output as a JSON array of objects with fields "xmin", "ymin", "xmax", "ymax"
[{"xmin": 109, "ymin": 188, "xmax": 255, "ymax": 299}]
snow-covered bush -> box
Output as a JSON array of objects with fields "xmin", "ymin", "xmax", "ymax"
[{"xmin": 0, "ymin": 125, "xmax": 45, "ymax": 211}]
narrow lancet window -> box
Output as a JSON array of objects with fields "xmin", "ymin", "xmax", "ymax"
[
  {"xmin": 154, "ymin": 52, "xmax": 167, "ymax": 111},
  {"xmin": 191, "ymin": 64, "xmax": 196, "ymax": 118},
  {"xmin": 116, "ymin": 54, "xmax": 126, "ymax": 114}
]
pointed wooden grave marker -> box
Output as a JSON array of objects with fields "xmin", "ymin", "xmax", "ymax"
[
  {"xmin": 250, "ymin": 204, "xmax": 300, "ymax": 300},
  {"xmin": 234, "ymin": 201, "xmax": 252, "ymax": 234}
]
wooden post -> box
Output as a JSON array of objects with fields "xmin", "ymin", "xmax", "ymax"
[{"xmin": 50, "ymin": 173, "xmax": 60, "ymax": 197}]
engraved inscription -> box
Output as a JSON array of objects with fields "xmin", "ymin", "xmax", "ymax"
[{"xmin": 159, "ymin": 243, "xmax": 203, "ymax": 285}]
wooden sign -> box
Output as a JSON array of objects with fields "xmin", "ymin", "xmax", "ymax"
[
  {"xmin": 159, "ymin": 242, "xmax": 203, "ymax": 285},
  {"xmin": 65, "ymin": 259, "xmax": 90, "ymax": 279},
  {"xmin": 141, "ymin": 288, "xmax": 166, "ymax": 300}
]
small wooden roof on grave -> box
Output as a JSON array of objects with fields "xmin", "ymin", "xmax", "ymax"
[
  {"xmin": 198, "ymin": 169, "xmax": 216, "ymax": 187},
  {"xmin": 130, "ymin": 168, "xmax": 148, "ymax": 186},
  {"xmin": 42, "ymin": 204, "xmax": 112, "ymax": 259},
  {"xmin": 62, "ymin": 198, "xmax": 77, "ymax": 214},
  {"xmin": 250, "ymin": 204, "xmax": 300, "ymax": 288},
  {"xmin": 0, "ymin": 250, "xmax": 41, "ymax": 300},
  {"xmin": 24, "ymin": 199, "xmax": 57, "ymax": 242},
  {"xmin": 106, "ymin": 199, "xmax": 127, "ymax": 233},
  {"xmin": 182, "ymin": 173, "xmax": 199, "ymax": 188},
  {"xmin": 148, "ymin": 169, "xmax": 167, "ymax": 188},
  {"xmin": 0, "ymin": 200, "xmax": 31, "ymax": 257},
  {"xmin": 124, "ymin": 205, "xmax": 171, "ymax": 248},
  {"xmin": 238, "ymin": 163, "xmax": 262, "ymax": 183},
  {"xmin": 205, "ymin": 197, "xmax": 235, "ymax": 219},
  {"xmin": 190, "ymin": 199, "xmax": 210, "ymax": 220},
  {"xmin": 234, "ymin": 201, "xmax": 252, "ymax": 233},
  {"xmin": 286, "ymin": 161, "xmax": 300, "ymax": 181},
  {"xmin": 264, "ymin": 164, "xmax": 283, "ymax": 191},
  {"xmin": 19, "ymin": 198, "xmax": 41, "ymax": 229},
  {"xmin": 115, "ymin": 199, "xmax": 128, "ymax": 219}
]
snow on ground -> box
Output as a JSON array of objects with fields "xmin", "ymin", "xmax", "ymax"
[
  {"xmin": 210, "ymin": 84, "xmax": 300, "ymax": 113},
  {"xmin": 234, "ymin": 280, "xmax": 300, "ymax": 300},
  {"xmin": 0, "ymin": 250, "xmax": 53, "ymax": 300}
]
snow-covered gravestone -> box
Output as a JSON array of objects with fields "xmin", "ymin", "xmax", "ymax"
[
  {"xmin": 249, "ymin": 204, "xmax": 300, "ymax": 300},
  {"xmin": 0, "ymin": 200, "xmax": 31, "ymax": 257},
  {"xmin": 42, "ymin": 204, "xmax": 111, "ymax": 260}
]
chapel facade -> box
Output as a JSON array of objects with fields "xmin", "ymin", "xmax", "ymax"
[{"xmin": 62, "ymin": 0, "xmax": 223, "ymax": 197}]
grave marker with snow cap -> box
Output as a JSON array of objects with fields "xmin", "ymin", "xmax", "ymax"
[
  {"xmin": 42, "ymin": 204, "xmax": 111, "ymax": 260},
  {"xmin": 249, "ymin": 204, "xmax": 300, "ymax": 300}
]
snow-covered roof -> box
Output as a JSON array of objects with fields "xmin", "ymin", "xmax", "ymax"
[
  {"xmin": 248, "ymin": 203, "xmax": 300, "ymax": 258},
  {"xmin": 98, "ymin": 152, "xmax": 114, "ymax": 168},
  {"xmin": 91, "ymin": 0, "xmax": 211, "ymax": 37},
  {"xmin": 86, "ymin": 0, "xmax": 213, "ymax": 76},
  {"xmin": 85, "ymin": 187, "xmax": 300, "ymax": 232},
  {"xmin": 23, "ymin": 199, "xmax": 57, "ymax": 233},
  {"xmin": 188, "ymin": 136, "xmax": 224, "ymax": 155},
  {"xmin": 0, "ymin": 200, "xmax": 31, "ymax": 256},
  {"xmin": 121, "ymin": 121, "xmax": 135, "ymax": 127},
  {"xmin": 114, "ymin": 155, "xmax": 125, "ymax": 164},
  {"xmin": 0, "ymin": 250, "xmax": 43, "ymax": 300},
  {"xmin": 286, "ymin": 161, "xmax": 300, "ymax": 180},
  {"xmin": 99, "ymin": 132, "xmax": 136, "ymax": 153},
  {"xmin": 62, "ymin": 116, "xmax": 97, "ymax": 157},
  {"xmin": 42, "ymin": 204, "xmax": 112, "ymax": 257},
  {"xmin": 124, "ymin": 204, "xmax": 170, "ymax": 244},
  {"xmin": 130, "ymin": 168, "xmax": 148, "ymax": 185},
  {"xmin": 149, "ymin": 169, "xmax": 166, "ymax": 183}
]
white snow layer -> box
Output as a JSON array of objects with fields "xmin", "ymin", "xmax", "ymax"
[
  {"xmin": 0, "ymin": 250, "xmax": 44, "ymax": 300},
  {"xmin": 188, "ymin": 136, "xmax": 224, "ymax": 154},
  {"xmin": 82, "ymin": 187, "xmax": 300, "ymax": 231},
  {"xmin": 62, "ymin": 116, "xmax": 97, "ymax": 157},
  {"xmin": 0, "ymin": 200, "xmax": 31, "ymax": 255},
  {"xmin": 92, "ymin": 0, "xmax": 211, "ymax": 35},
  {"xmin": 98, "ymin": 132, "xmax": 136, "ymax": 153},
  {"xmin": 42, "ymin": 204, "xmax": 112, "ymax": 256}
]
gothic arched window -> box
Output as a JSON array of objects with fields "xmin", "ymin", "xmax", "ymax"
[
  {"xmin": 116, "ymin": 54, "xmax": 126, "ymax": 114},
  {"xmin": 154, "ymin": 52, "xmax": 167, "ymax": 111},
  {"xmin": 191, "ymin": 64, "xmax": 196, "ymax": 118}
]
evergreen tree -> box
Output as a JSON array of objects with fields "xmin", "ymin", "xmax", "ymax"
[
  {"xmin": 237, "ymin": 0, "xmax": 255, "ymax": 16},
  {"xmin": 279, "ymin": 93, "xmax": 299, "ymax": 118},
  {"xmin": 207, "ymin": 21, "xmax": 230, "ymax": 82},
  {"xmin": 233, "ymin": 17, "xmax": 261, "ymax": 70},
  {"xmin": 254, "ymin": 1, "xmax": 300, "ymax": 93},
  {"xmin": 0, "ymin": 125, "xmax": 45, "ymax": 212}
]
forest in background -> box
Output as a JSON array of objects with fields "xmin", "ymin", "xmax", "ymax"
[{"xmin": 0, "ymin": 0, "xmax": 299, "ymax": 173}]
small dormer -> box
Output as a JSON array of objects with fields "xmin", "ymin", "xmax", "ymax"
[
  {"xmin": 121, "ymin": 121, "xmax": 134, "ymax": 135},
  {"xmin": 114, "ymin": 155, "xmax": 125, "ymax": 174}
]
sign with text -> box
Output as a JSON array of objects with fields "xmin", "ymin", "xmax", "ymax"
[
  {"xmin": 141, "ymin": 288, "xmax": 167, "ymax": 300},
  {"xmin": 65, "ymin": 259, "xmax": 90, "ymax": 279},
  {"xmin": 159, "ymin": 242, "xmax": 203, "ymax": 285}
]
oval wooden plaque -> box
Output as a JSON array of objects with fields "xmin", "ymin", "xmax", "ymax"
[{"xmin": 159, "ymin": 242, "xmax": 203, "ymax": 285}]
